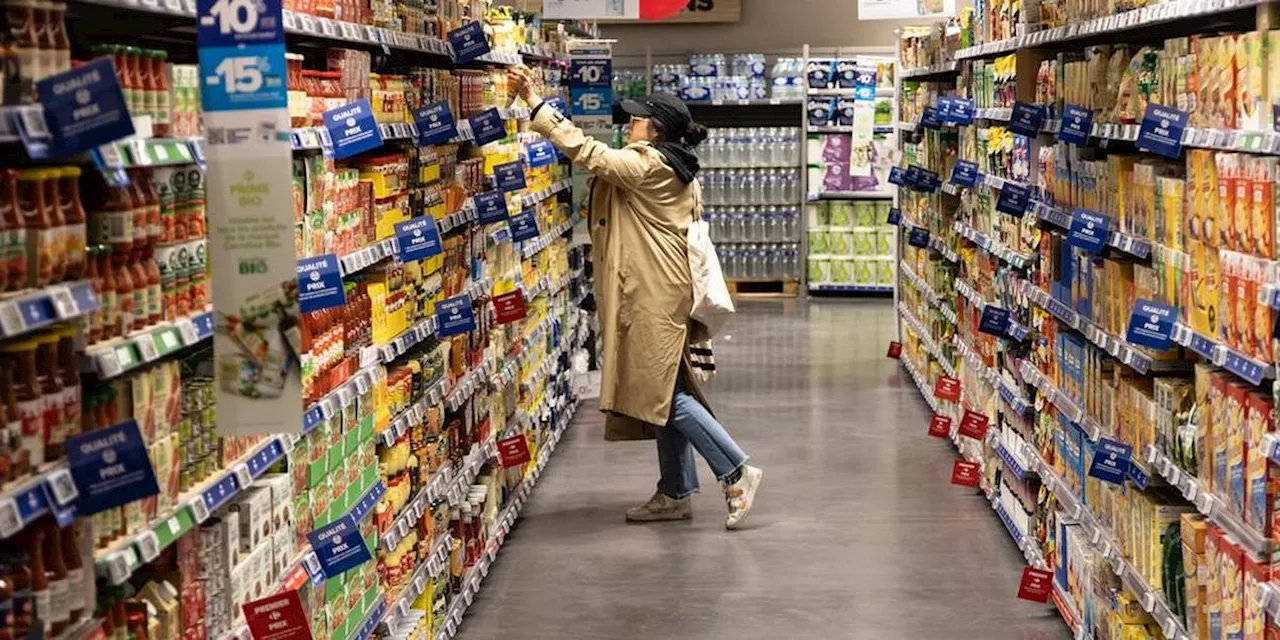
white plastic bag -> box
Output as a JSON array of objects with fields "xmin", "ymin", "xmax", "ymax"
[{"xmin": 688, "ymin": 182, "xmax": 734, "ymax": 335}]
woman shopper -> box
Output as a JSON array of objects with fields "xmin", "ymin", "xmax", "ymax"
[{"xmin": 509, "ymin": 68, "xmax": 763, "ymax": 529}]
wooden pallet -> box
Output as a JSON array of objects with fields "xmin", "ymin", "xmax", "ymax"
[{"xmin": 725, "ymin": 279, "xmax": 799, "ymax": 298}]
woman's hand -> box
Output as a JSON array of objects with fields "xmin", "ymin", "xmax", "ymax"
[{"xmin": 507, "ymin": 66, "xmax": 538, "ymax": 106}]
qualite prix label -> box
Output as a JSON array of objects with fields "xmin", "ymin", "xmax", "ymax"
[
  {"xmin": 1137, "ymin": 103, "xmax": 1188, "ymax": 158},
  {"xmin": 1009, "ymin": 101, "xmax": 1045, "ymax": 137},
  {"xmin": 995, "ymin": 182, "xmax": 1030, "ymax": 217},
  {"xmin": 1125, "ymin": 298, "xmax": 1178, "ymax": 350},
  {"xmin": 447, "ymin": 20, "xmax": 490, "ymax": 64},
  {"xmin": 65, "ymin": 420, "xmax": 160, "ymax": 515},
  {"xmin": 394, "ymin": 217, "xmax": 443, "ymax": 263},
  {"xmin": 468, "ymin": 108, "xmax": 506, "ymax": 146},
  {"xmin": 1067, "ymin": 207, "xmax": 1110, "ymax": 254},
  {"xmin": 1087, "ymin": 437, "xmax": 1133, "ymax": 485},
  {"xmin": 296, "ymin": 254, "xmax": 346, "ymax": 312},
  {"xmin": 950, "ymin": 160, "xmax": 979, "ymax": 188},
  {"xmin": 978, "ymin": 306, "xmax": 1011, "ymax": 338},
  {"xmin": 957, "ymin": 409, "xmax": 990, "ymax": 440},
  {"xmin": 951, "ymin": 460, "xmax": 981, "ymax": 487},
  {"xmin": 508, "ymin": 210, "xmax": 541, "ymax": 243},
  {"xmin": 36, "ymin": 57, "xmax": 136, "ymax": 157},
  {"xmin": 493, "ymin": 161, "xmax": 526, "ymax": 192},
  {"xmin": 306, "ymin": 514, "xmax": 372, "ymax": 578},
  {"xmin": 933, "ymin": 375, "xmax": 961, "ymax": 402},
  {"xmin": 324, "ymin": 99, "xmax": 383, "ymax": 160},
  {"xmin": 1058, "ymin": 103, "xmax": 1094, "ymax": 145},
  {"xmin": 435, "ymin": 294, "xmax": 476, "ymax": 337},
  {"xmin": 1016, "ymin": 567, "xmax": 1055, "ymax": 603},
  {"xmin": 413, "ymin": 101, "xmax": 457, "ymax": 145},
  {"xmin": 928, "ymin": 415, "xmax": 952, "ymax": 438}
]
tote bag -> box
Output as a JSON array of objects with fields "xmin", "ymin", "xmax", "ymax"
[{"xmin": 688, "ymin": 181, "xmax": 734, "ymax": 336}]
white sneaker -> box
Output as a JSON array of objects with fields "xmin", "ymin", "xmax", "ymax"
[
  {"xmin": 724, "ymin": 466, "xmax": 763, "ymax": 529},
  {"xmin": 625, "ymin": 492, "xmax": 692, "ymax": 522}
]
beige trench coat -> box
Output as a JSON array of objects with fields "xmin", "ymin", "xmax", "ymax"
[{"xmin": 530, "ymin": 104, "xmax": 712, "ymax": 440}]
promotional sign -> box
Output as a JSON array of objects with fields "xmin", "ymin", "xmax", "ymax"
[
  {"xmin": 903, "ymin": 165, "xmax": 922, "ymax": 188},
  {"xmin": 935, "ymin": 97, "xmax": 953, "ymax": 123},
  {"xmin": 886, "ymin": 207, "xmax": 901, "ymax": 225},
  {"xmin": 995, "ymin": 182, "xmax": 1030, "ymax": 216},
  {"xmin": 978, "ymin": 306, "xmax": 1011, "ymax": 338},
  {"xmin": 907, "ymin": 227, "xmax": 930, "ymax": 248},
  {"xmin": 393, "ymin": 217, "xmax": 443, "ymax": 263},
  {"xmin": 508, "ymin": 210, "xmax": 541, "ymax": 243},
  {"xmin": 243, "ymin": 590, "xmax": 313, "ymax": 640},
  {"xmin": 1058, "ymin": 103, "xmax": 1094, "ymax": 145},
  {"xmin": 1126, "ymin": 299, "xmax": 1178, "ymax": 350},
  {"xmin": 542, "ymin": 0, "xmax": 639, "ymax": 19},
  {"xmin": 474, "ymin": 190, "xmax": 509, "ymax": 225},
  {"xmin": 199, "ymin": 0, "xmax": 300, "ymax": 434},
  {"xmin": 526, "ymin": 139, "xmax": 557, "ymax": 168},
  {"xmin": 496, "ymin": 434, "xmax": 533, "ymax": 468},
  {"xmin": 493, "ymin": 161, "xmax": 527, "ymax": 192},
  {"xmin": 66, "ymin": 420, "xmax": 160, "ymax": 515},
  {"xmin": 570, "ymin": 59, "xmax": 613, "ymax": 87},
  {"xmin": 943, "ymin": 97, "xmax": 974, "ymax": 125},
  {"xmin": 468, "ymin": 108, "xmax": 506, "ymax": 146},
  {"xmin": 950, "ymin": 160, "xmax": 979, "ymax": 188},
  {"xmin": 1137, "ymin": 103, "xmax": 1188, "ymax": 158},
  {"xmin": 951, "ymin": 460, "xmax": 980, "ymax": 487},
  {"xmin": 306, "ymin": 515, "xmax": 373, "ymax": 578},
  {"xmin": 859, "ymin": 0, "xmax": 956, "ymax": 20},
  {"xmin": 886, "ymin": 341, "xmax": 902, "ymax": 359},
  {"xmin": 1016, "ymin": 567, "xmax": 1055, "ymax": 603},
  {"xmin": 1009, "ymin": 101, "xmax": 1045, "ymax": 136},
  {"xmin": 436, "ymin": 294, "xmax": 476, "ymax": 337},
  {"xmin": 928, "ymin": 415, "xmax": 952, "ymax": 438},
  {"xmin": 324, "ymin": 99, "xmax": 383, "ymax": 160},
  {"xmin": 35, "ymin": 57, "xmax": 136, "ymax": 157},
  {"xmin": 957, "ymin": 410, "xmax": 990, "ymax": 440},
  {"xmin": 933, "ymin": 375, "xmax": 961, "ymax": 402},
  {"xmin": 920, "ymin": 105, "xmax": 941, "ymax": 130},
  {"xmin": 493, "ymin": 289, "xmax": 528, "ymax": 325},
  {"xmin": 888, "ymin": 166, "xmax": 907, "ymax": 186},
  {"xmin": 1068, "ymin": 207, "xmax": 1111, "ymax": 254},
  {"xmin": 447, "ymin": 21, "xmax": 490, "ymax": 64},
  {"xmin": 296, "ymin": 255, "xmax": 346, "ymax": 312},
  {"xmin": 413, "ymin": 101, "xmax": 457, "ymax": 145},
  {"xmin": 915, "ymin": 170, "xmax": 941, "ymax": 193},
  {"xmin": 1087, "ymin": 437, "xmax": 1133, "ymax": 485},
  {"xmin": 571, "ymin": 86, "xmax": 614, "ymax": 117}
]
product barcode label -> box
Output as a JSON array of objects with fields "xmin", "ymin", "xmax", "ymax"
[
  {"xmin": 46, "ymin": 469, "xmax": 77, "ymax": 505},
  {"xmin": 0, "ymin": 499, "xmax": 21, "ymax": 538},
  {"xmin": 136, "ymin": 336, "xmax": 160, "ymax": 362},
  {"xmin": 18, "ymin": 106, "xmax": 50, "ymax": 138},
  {"xmin": 136, "ymin": 530, "xmax": 160, "ymax": 562},
  {"xmin": 96, "ymin": 349, "xmax": 122, "ymax": 377},
  {"xmin": 188, "ymin": 497, "xmax": 210, "ymax": 523},
  {"xmin": 167, "ymin": 516, "xmax": 181, "ymax": 537},
  {"xmin": 160, "ymin": 330, "xmax": 179, "ymax": 351},
  {"xmin": 175, "ymin": 318, "xmax": 198, "ymax": 345}
]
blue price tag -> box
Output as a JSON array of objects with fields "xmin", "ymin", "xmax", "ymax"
[
  {"xmin": 947, "ymin": 98, "xmax": 974, "ymax": 125},
  {"xmin": 16, "ymin": 296, "xmax": 56, "ymax": 329},
  {"xmin": 1087, "ymin": 437, "xmax": 1133, "ymax": 485},
  {"xmin": 306, "ymin": 515, "xmax": 373, "ymax": 578},
  {"xmin": 474, "ymin": 190, "xmax": 509, "ymax": 225},
  {"xmin": 448, "ymin": 21, "xmax": 490, "ymax": 64},
  {"xmin": 1137, "ymin": 103, "xmax": 1188, "ymax": 158},
  {"xmin": 66, "ymin": 420, "xmax": 160, "ymax": 515},
  {"xmin": 935, "ymin": 97, "xmax": 953, "ymax": 123},
  {"xmin": 509, "ymin": 210, "xmax": 541, "ymax": 243},
  {"xmin": 950, "ymin": 160, "xmax": 979, "ymax": 188},
  {"xmin": 1067, "ymin": 207, "xmax": 1110, "ymax": 253},
  {"xmin": 1009, "ymin": 101, "xmax": 1045, "ymax": 136},
  {"xmin": 436, "ymin": 294, "xmax": 476, "ymax": 337},
  {"xmin": 36, "ymin": 58, "xmax": 136, "ymax": 157},
  {"xmin": 920, "ymin": 105, "xmax": 941, "ymax": 130},
  {"xmin": 886, "ymin": 207, "xmax": 901, "ymax": 225},
  {"xmin": 1126, "ymin": 299, "xmax": 1179, "ymax": 350},
  {"xmin": 978, "ymin": 306, "xmax": 1012, "ymax": 338},
  {"xmin": 69, "ymin": 281, "xmax": 97, "ymax": 315},
  {"xmin": 916, "ymin": 170, "xmax": 941, "ymax": 193},
  {"xmin": 888, "ymin": 166, "xmax": 907, "ymax": 186},
  {"xmin": 995, "ymin": 182, "xmax": 1030, "ymax": 217},
  {"xmin": 570, "ymin": 59, "xmax": 612, "ymax": 88},
  {"xmin": 1058, "ymin": 103, "xmax": 1094, "ymax": 145},
  {"xmin": 394, "ymin": 217, "xmax": 443, "ymax": 262},
  {"xmin": 324, "ymin": 99, "xmax": 383, "ymax": 160},
  {"xmin": 297, "ymin": 254, "xmax": 346, "ymax": 312},
  {"xmin": 413, "ymin": 101, "xmax": 457, "ymax": 145},
  {"xmin": 468, "ymin": 108, "xmax": 506, "ymax": 146},
  {"xmin": 526, "ymin": 139, "xmax": 557, "ymax": 168},
  {"xmin": 544, "ymin": 96, "xmax": 568, "ymax": 116},
  {"xmin": 907, "ymin": 227, "xmax": 930, "ymax": 248},
  {"xmin": 493, "ymin": 161, "xmax": 526, "ymax": 192},
  {"xmin": 1127, "ymin": 463, "xmax": 1150, "ymax": 489},
  {"xmin": 571, "ymin": 87, "xmax": 613, "ymax": 116},
  {"xmin": 903, "ymin": 165, "xmax": 922, "ymax": 188}
]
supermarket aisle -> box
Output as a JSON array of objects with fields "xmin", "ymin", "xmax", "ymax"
[{"xmin": 460, "ymin": 300, "xmax": 1070, "ymax": 640}]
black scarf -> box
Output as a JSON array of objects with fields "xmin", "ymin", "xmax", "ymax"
[{"xmin": 655, "ymin": 140, "xmax": 700, "ymax": 184}]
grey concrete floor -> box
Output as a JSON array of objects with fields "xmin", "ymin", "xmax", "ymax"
[{"xmin": 458, "ymin": 300, "xmax": 1072, "ymax": 640}]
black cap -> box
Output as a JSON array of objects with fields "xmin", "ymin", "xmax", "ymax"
[{"xmin": 620, "ymin": 94, "xmax": 692, "ymax": 140}]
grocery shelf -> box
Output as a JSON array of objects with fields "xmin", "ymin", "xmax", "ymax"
[
  {"xmin": 1028, "ymin": 200, "xmax": 1153, "ymax": 260},
  {"xmin": 951, "ymin": 335, "xmax": 1031, "ymax": 416},
  {"xmin": 1144, "ymin": 446, "xmax": 1272, "ymax": 558},
  {"xmin": 681, "ymin": 98, "xmax": 802, "ymax": 106},
  {"xmin": 952, "ymin": 279, "xmax": 1029, "ymax": 342},
  {"xmin": 898, "ymin": 260, "xmax": 957, "ymax": 324},
  {"xmin": 807, "ymin": 87, "xmax": 896, "ymax": 97},
  {"xmin": 808, "ymin": 125, "xmax": 897, "ymax": 134},
  {"xmin": 378, "ymin": 377, "xmax": 450, "ymax": 446},
  {"xmin": 86, "ymin": 308, "xmax": 215, "ymax": 379},
  {"xmin": 900, "ymin": 357, "xmax": 942, "ymax": 414},
  {"xmin": 1018, "ymin": 360, "xmax": 1107, "ymax": 442},
  {"xmin": 955, "ymin": 0, "xmax": 1266, "ymax": 59},
  {"xmin": 0, "ymin": 280, "xmax": 100, "ymax": 339},
  {"xmin": 0, "ymin": 464, "xmax": 79, "ymax": 540},
  {"xmin": 897, "ymin": 301, "xmax": 955, "ymax": 377},
  {"xmin": 809, "ymin": 283, "xmax": 894, "ymax": 293},
  {"xmin": 952, "ymin": 219, "xmax": 1033, "ymax": 268},
  {"xmin": 899, "ymin": 61, "xmax": 959, "ymax": 79},
  {"xmin": 521, "ymin": 219, "xmax": 577, "ymax": 259},
  {"xmin": 518, "ymin": 179, "xmax": 573, "ymax": 209},
  {"xmin": 1170, "ymin": 322, "xmax": 1274, "ymax": 386},
  {"xmin": 808, "ymin": 191, "xmax": 894, "ymax": 200},
  {"xmin": 379, "ymin": 533, "xmax": 453, "ymax": 633}
]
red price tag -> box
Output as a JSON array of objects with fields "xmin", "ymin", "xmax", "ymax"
[
  {"xmin": 886, "ymin": 341, "xmax": 902, "ymax": 359},
  {"xmin": 927, "ymin": 415, "xmax": 951, "ymax": 438},
  {"xmin": 244, "ymin": 590, "xmax": 313, "ymax": 640},
  {"xmin": 934, "ymin": 375, "xmax": 961, "ymax": 401},
  {"xmin": 950, "ymin": 460, "xmax": 980, "ymax": 487},
  {"xmin": 958, "ymin": 409, "xmax": 990, "ymax": 440},
  {"xmin": 497, "ymin": 434, "xmax": 532, "ymax": 468},
  {"xmin": 1016, "ymin": 566, "xmax": 1055, "ymax": 603},
  {"xmin": 493, "ymin": 289, "xmax": 528, "ymax": 325}
]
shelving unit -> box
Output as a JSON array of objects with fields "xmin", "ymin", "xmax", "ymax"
[{"xmin": 892, "ymin": 5, "xmax": 1280, "ymax": 638}]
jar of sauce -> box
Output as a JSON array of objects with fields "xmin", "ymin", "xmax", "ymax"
[
  {"xmin": 34, "ymin": 332, "xmax": 62, "ymax": 461},
  {"xmin": 60, "ymin": 523, "xmax": 83, "ymax": 624},
  {"xmin": 5, "ymin": 0, "xmax": 39, "ymax": 98},
  {"xmin": 142, "ymin": 247, "xmax": 161, "ymax": 325},
  {"xmin": 0, "ymin": 170, "xmax": 16, "ymax": 292},
  {"xmin": 98, "ymin": 246, "xmax": 118, "ymax": 341},
  {"xmin": 39, "ymin": 521, "xmax": 68, "ymax": 636},
  {"xmin": 55, "ymin": 327, "xmax": 78, "ymax": 450},
  {"xmin": 111, "ymin": 249, "xmax": 133, "ymax": 336},
  {"xmin": 54, "ymin": 167, "xmax": 85, "ymax": 279},
  {"xmin": 16, "ymin": 170, "xmax": 53, "ymax": 287},
  {"xmin": 150, "ymin": 50, "xmax": 170, "ymax": 137},
  {"xmin": 45, "ymin": 2, "xmax": 68, "ymax": 76},
  {"xmin": 38, "ymin": 168, "xmax": 64, "ymax": 284}
]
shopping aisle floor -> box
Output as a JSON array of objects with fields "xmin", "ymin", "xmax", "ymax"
[{"xmin": 459, "ymin": 300, "xmax": 1071, "ymax": 640}]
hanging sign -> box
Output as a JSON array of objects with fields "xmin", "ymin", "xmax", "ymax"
[
  {"xmin": 886, "ymin": 207, "xmax": 901, "ymax": 225},
  {"xmin": 526, "ymin": 139, "xmax": 557, "ymax": 168},
  {"xmin": 436, "ymin": 294, "xmax": 476, "ymax": 337},
  {"xmin": 1137, "ymin": 103, "xmax": 1188, "ymax": 158},
  {"xmin": 306, "ymin": 515, "xmax": 373, "ymax": 578},
  {"xmin": 1058, "ymin": 103, "xmax": 1093, "ymax": 145},
  {"xmin": 886, "ymin": 341, "xmax": 902, "ymax": 358},
  {"xmin": 448, "ymin": 21, "xmax": 491, "ymax": 64},
  {"xmin": 571, "ymin": 86, "xmax": 614, "ymax": 117},
  {"xmin": 544, "ymin": 96, "xmax": 568, "ymax": 116},
  {"xmin": 944, "ymin": 97, "xmax": 974, "ymax": 125},
  {"xmin": 509, "ymin": 210, "xmax": 541, "ymax": 243},
  {"xmin": 928, "ymin": 415, "xmax": 952, "ymax": 438},
  {"xmin": 65, "ymin": 420, "xmax": 159, "ymax": 515},
  {"xmin": 907, "ymin": 227, "xmax": 930, "ymax": 248},
  {"xmin": 957, "ymin": 410, "xmax": 990, "ymax": 440},
  {"xmin": 1125, "ymin": 299, "xmax": 1178, "ymax": 350},
  {"xmin": 414, "ymin": 101, "xmax": 457, "ymax": 145},
  {"xmin": 920, "ymin": 105, "xmax": 942, "ymax": 130},
  {"xmin": 978, "ymin": 306, "xmax": 1012, "ymax": 337},
  {"xmin": 1067, "ymin": 207, "xmax": 1110, "ymax": 253},
  {"xmin": 297, "ymin": 255, "xmax": 346, "ymax": 312},
  {"xmin": 915, "ymin": 170, "xmax": 941, "ymax": 193},
  {"xmin": 243, "ymin": 590, "xmax": 313, "ymax": 640},
  {"xmin": 493, "ymin": 161, "xmax": 527, "ymax": 192},
  {"xmin": 496, "ymin": 434, "xmax": 533, "ymax": 468},
  {"xmin": 934, "ymin": 375, "xmax": 961, "ymax": 402},
  {"xmin": 995, "ymin": 182, "xmax": 1030, "ymax": 216},
  {"xmin": 474, "ymin": 191, "xmax": 509, "ymax": 225},
  {"xmin": 903, "ymin": 165, "xmax": 922, "ymax": 188},
  {"xmin": 394, "ymin": 217, "xmax": 443, "ymax": 262},
  {"xmin": 199, "ymin": 0, "xmax": 300, "ymax": 434},
  {"xmin": 1009, "ymin": 101, "xmax": 1045, "ymax": 136},
  {"xmin": 888, "ymin": 166, "xmax": 907, "ymax": 186},
  {"xmin": 493, "ymin": 290, "xmax": 528, "ymax": 325},
  {"xmin": 951, "ymin": 460, "xmax": 981, "ymax": 487},
  {"xmin": 1016, "ymin": 567, "xmax": 1055, "ymax": 603},
  {"xmin": 570, "ymin": 59, "xmax": 613, "ymax": 87},
  {"xmin": 1087, "ymin": 437, "xmax": 1133, "ymax": 485},
  {"xmin": 468, "ymin": 108, "xmax": 506, "ymax": 146},
  {"xmin": 36, "ymin": 57, "xmax": 136, "ymax": 157},
  {"xmin": 324, "ymin": 99, "xmax": 383, "ymax": 160},
  {"xmin": 950, "ymin": 160, "xmax": 979, "ymax": 188}
]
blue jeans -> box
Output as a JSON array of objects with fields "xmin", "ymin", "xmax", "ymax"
[{"xmin": 656, "ymin": 372, "xmax": 749, "ymax": 498}]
